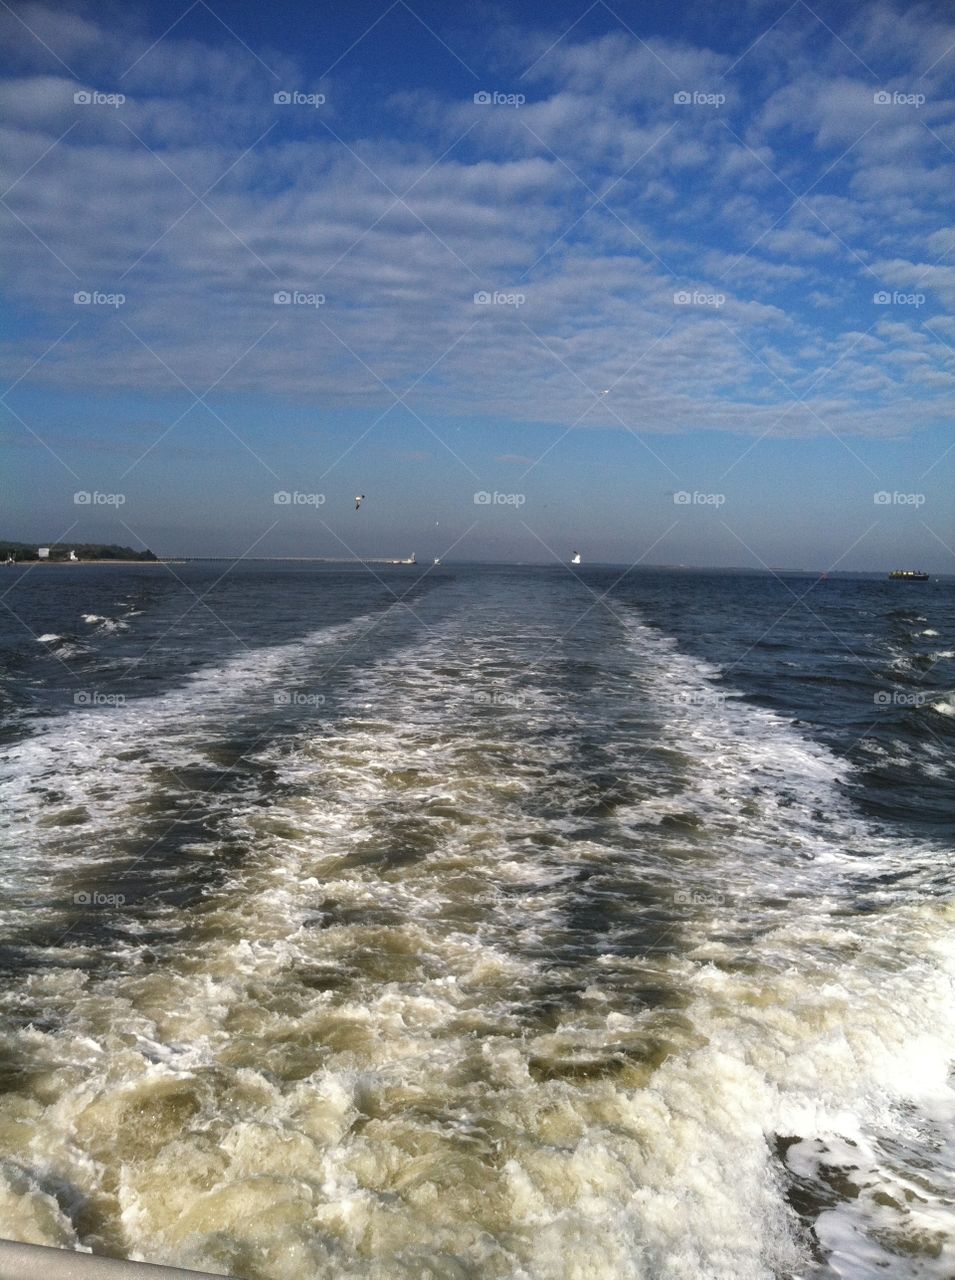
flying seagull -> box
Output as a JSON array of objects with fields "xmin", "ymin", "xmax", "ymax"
[{"xmin": 355, "ymin": 494, "xmax": 365, "ymax": 510}]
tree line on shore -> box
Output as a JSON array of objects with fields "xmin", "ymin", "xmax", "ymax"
[{"xmin": 0, "ymin": 541, "xmax": 157, "ymax": 562}]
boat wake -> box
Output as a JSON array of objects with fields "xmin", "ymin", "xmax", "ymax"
[{"xmin": 0, "ymin": 590, "xmax": 952, "ymax": 1278}]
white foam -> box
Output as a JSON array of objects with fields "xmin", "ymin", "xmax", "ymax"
[
  {"xmin": 613, "ymin": 618, "xmax": 865, "ymax": 874},
  {"xmin": 0, "ymin": 611, "xmax": 381, "ymax": 890},
  {"xmin": 81, "ymin": 613, "xmax": 129, "ymax": 631},
  {"xmin": 1, "ymin": 601, "xmax": 953, "ymax": 1277}
]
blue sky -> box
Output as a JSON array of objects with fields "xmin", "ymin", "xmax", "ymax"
[{"xmin": 1, "ymin": 0, "xmax": 953, "ymax": 568}]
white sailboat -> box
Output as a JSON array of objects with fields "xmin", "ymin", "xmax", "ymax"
[{"xmin": 571, "ymin": 551, "xmax": 581, "ymax": 565}]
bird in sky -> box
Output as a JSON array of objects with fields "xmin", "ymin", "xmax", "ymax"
[{"xmin": 355, "ymin": 494, "xmax": 365, "ymax": 510}]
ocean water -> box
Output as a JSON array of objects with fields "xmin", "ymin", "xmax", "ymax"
[{"xmin": 0, "ymin": 561, "xmax": 953, "ymax": 1279}]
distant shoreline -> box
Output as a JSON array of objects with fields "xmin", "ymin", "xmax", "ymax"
[
  {"xmin": 2, "ymin": 559, "xmax": 181, "ymax": 566},
  {"xmin": 3, "ymin": 559, "xmax": 949, "ymax": 576}
]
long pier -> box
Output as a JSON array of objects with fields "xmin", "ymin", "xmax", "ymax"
[{"xmin": 161, "ymin": 556, "xmax": 418, "ymax": 565}]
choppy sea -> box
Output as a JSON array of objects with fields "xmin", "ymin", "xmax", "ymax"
[{"xmin": 0, "ymin": 561, "xmax": 953, "ymax": 1279}]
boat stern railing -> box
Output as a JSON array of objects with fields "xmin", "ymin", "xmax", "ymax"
[{"xmin": 0, "ymin": 1237, "xmax": 237, "ymax": 1280}]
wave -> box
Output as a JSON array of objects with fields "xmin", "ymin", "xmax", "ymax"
[
  {"xmin": 82, "ymin": 613, "xmax": 129, "ymax": 632},
  {"xmin": 0, "ymin": 611, "xmax": 382, "ymax": 894},
  {"xmin": 34, "ymin": 633, "xmax": 88, "ymax": 658},
  {"xmin": 0, "ymin": 600, "xmax": 952, "ymax": 1278}
]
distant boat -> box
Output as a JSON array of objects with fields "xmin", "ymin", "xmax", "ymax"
[
  {"xmin": 571, "ymin": 551, "xmax": 581, "ymax": 565},
  {"xmin": 888, "ymin": 570, "xmax": 929, "ymax": 580},
  {"xmin": 433, "ymin": 557, "xmax": 441, "ymax": 565}
]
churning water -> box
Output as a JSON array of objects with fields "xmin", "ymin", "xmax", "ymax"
[{"xmin": 0, "ymin": 562, "xmax": 953, "ymax": 1278}]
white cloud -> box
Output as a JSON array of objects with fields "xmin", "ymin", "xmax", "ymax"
[{"xmin": 0, "ymin": 2, "xmax": 952, "ymax": 455}]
